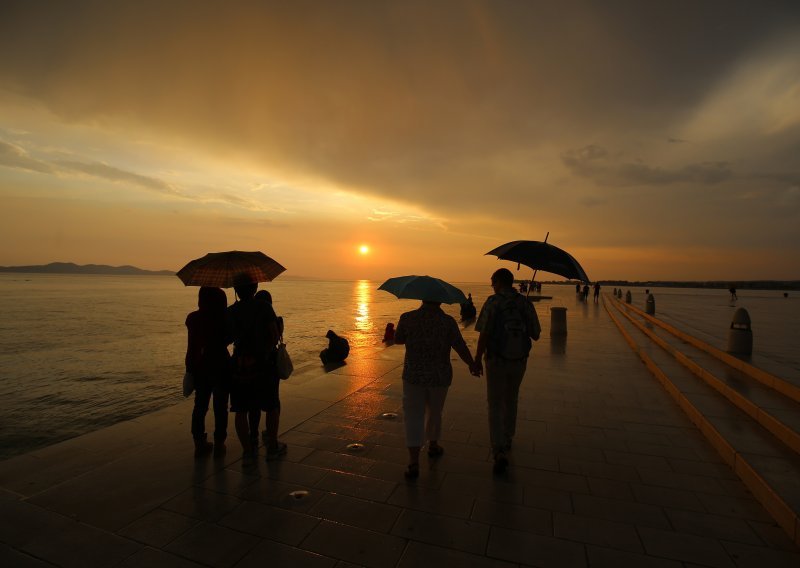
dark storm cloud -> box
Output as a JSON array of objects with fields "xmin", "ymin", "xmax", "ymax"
[{"xmin": 562, "ymin": 145, "xmax": 733, "ymax": 186}]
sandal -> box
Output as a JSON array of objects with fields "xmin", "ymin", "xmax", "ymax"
[
  {"xmin": 404, "ymin": 462, "xmax": 419, "ymax": 480},
  {"xmin": 427, "ymin": 444, "xmax": 444, "ymax": 458}
]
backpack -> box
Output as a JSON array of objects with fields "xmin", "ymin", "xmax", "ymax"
[{"xmin": 489, "ymin": 295, "xmax": 532, "ymax": 360}]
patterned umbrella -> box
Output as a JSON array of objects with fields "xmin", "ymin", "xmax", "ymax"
[
  {"xmin": 176, "ymin": 251, "xmax": 285, "ymax": 288},
  {"xmin": 378, "ymin": 275, "xmax": 468, "ymax": 305}
]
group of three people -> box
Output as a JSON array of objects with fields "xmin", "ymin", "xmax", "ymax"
[
  {"xmin": 185, "ymin": 281, "xmax": 285, "ymax": 463},
  {"xmin": 394, "ymin": 267, "xmax": 541, "ymax": 477}
]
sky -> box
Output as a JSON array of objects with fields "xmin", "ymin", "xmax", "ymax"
[{"xmin": 1, "ymin": 0, "xmax": 799, "ymax": 282}]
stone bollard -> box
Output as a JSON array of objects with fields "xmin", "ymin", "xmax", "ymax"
[
  {"xmin": 645, "ymin": 293, "xmax": 655, "ymax": 315},
  {"xmin": 727, "ymin": 308, "xmax": 753, "ymax": 355},
  {"xmin": 550, "ymin": 307, "xmax": 567, "ymax": 336},
  {"xmin": 625, "ymin": 290, "xmax": 631, "ymax": 304}
]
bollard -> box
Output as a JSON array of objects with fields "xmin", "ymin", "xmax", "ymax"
[
  {"xmin": 550, "ymin": 307, "xmax": 567, "ymax": 336},
  {"xmin": 625, "ymin": 290, "xmax": 631, "ymax": 304},
  {"xmin": 617, "ymin": 289, "xmax": 622, "ymax": 299},
  {"xmin": 727, "ymin": 308, "xmax": 753, "ymax": 355},
  {"xmin": 645, "ymin": 293, "xmax": 655, "ymax": 315}
]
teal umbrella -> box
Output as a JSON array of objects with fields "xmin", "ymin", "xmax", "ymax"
[{"xmin": 378, "ymin": 275, "xmax": 467, "ymax": 305}]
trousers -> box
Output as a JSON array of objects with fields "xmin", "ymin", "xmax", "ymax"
[
  {"xmin": 485, "ymin": 357, "xmax": 527, "ymax": 453},
  {"xmin": 402, "ymin": 382, "xmax": 449, "ymax": 448}
]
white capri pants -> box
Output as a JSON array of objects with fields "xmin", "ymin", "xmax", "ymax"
[{"xmin": 402, "ymin": 382, "xmax": 449, "ymax": 448}]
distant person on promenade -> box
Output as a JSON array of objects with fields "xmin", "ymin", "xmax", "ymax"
[
  {"xmin": 575, "ymin": 283, "xmax": 581, "ymax": 295},
  {"xmin": 320, "ymin": 329, "xmax": 350, "ymax": 364},
  {"xmin": 593, "ymin": 282, "xmax": 601, "ymax": 303},
  {"xmin": 394, "ymin": 300, "xmax": 476, "ymax": 479},
  {"xmin": 228, "ymin": 280, "xmax": 284, "ymax": 463},
  {"xmin": 185, "ymin": 286, "xmax": 230, "ymax": 458},
  {"xmin": 460, "ymin": 293, "xmax": 476, "ymax": 320},
  {"xmin": 729, "ymin": 286, "xmax": 738, "ymax": 301},
  {"xmin": 472, "ymin": 268, "xmax": 541, "ymax": 474},
  {"xmin": 582, "ymin": 284, "xmax": 590, "ymax": 302},
  {"xmin": 383, "ymin": 322, "xmax": 395, "ymax": 343}
]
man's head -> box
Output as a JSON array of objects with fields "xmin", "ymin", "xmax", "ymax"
[
  {"xmin": 234, "ymin": 282, "xmax": 258, "ymax": 300},
  {"xmin": 491, "ymin": 268, "xmax": 515, "ymax": 291}
]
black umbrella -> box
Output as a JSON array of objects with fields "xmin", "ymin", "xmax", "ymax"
[{"xmin": 486, "ymin": 240, "xmax": 589, "ymax": 282}]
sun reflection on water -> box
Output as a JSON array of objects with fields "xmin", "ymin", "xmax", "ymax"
[{"xmin": 352, "ymin": 279, "xmax": 373, "ymax": 348}]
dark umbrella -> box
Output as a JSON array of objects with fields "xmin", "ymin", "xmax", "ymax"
[
  {"xmin": 486, "ymin": 240, "xmax": 590, "ymax": 282},
  {"xmin": 378, "ymin": 275, "xmax": 468, "ymax": 305},
  {"xmin": 176, "ymin": 251, "xmax": 286, "ymax": 288}
]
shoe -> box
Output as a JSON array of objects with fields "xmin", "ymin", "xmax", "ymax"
[
  {"xmin": 427, "ymin": 444, "xmax": 444, "ymax": 458},
  {"xmin": 266, "ymin": 442, "xmax": 288, "ymax": 461},
  {"xmin": 404, "ymin": 463, "xmax": 419, "ymax": 480},
  {"xmin": 193, "ymin": 434, "xmax": 213, "ymax": 458},
  {"xmin": 213, "ymin": 438, "xmax": 227, "ymax": 458},
  {"xmin": 493, "ymin": 452, "xmax": 509, "ymax": 475}
]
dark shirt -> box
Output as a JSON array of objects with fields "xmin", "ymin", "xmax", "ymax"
[
  {"xmin": 185, "ymin": 310, "xmax": 230, "ymax": 379},
  {"xmin": 227, "ymin": 298, "xmax": 278, "ymax": 358}
]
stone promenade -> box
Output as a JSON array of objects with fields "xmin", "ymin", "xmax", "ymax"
[{"xmin": 1, "ymin": 296, "xmax": 799, "ymax": 567}]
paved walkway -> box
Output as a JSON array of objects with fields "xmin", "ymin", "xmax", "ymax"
[{"xmin": 2, "ymin": 297, "xmax": 799, "ymax": 567}]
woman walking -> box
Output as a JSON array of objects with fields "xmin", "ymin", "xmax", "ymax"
[{"xmin": 394, "ymin": 300, "xmax": 476, "ymax": 479}]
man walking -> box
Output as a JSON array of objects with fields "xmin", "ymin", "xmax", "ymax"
[{"xmin": 472, "ymin": 268, "xmax": 541, "ymax": 474}]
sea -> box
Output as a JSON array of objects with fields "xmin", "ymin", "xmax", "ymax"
[{"xmin": 1, "ymin": 273, "xmax": 797, "ymax": 460}]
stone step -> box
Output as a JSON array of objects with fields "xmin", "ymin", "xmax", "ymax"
[
  {"xmin": 605, "ymin": 298, "xmax": 800, "ymax": 546},
  {"xmin": 612, "ymin": 297, "xmax": 800, "ymax": 458}
]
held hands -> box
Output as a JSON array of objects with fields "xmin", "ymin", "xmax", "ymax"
[{"xmin": 469, "ymin": 359, "xmax": 483, "ymax": 377}]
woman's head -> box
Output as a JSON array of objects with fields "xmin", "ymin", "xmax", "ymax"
[{"xmin": 198, "ymin": 286, "xmax": 227, "ymax": 311}]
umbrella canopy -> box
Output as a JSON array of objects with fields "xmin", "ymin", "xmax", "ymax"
[
  {"xmin": 176, "ymin": 251, "xmax": 286, "ymax": 288},
  {"xmin": 486, "ymin": 240, "xmax": 590, "ymax": 282},
  {"xmin": 378, "ymin": 275, "xmax": 468, "ymax": 305}
]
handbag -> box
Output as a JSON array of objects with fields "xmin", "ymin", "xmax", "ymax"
[
  {"xmin": 182, "ymin": 371, "xmax": 194, "ymax": 397},
  {"xmin": 275, "ymin": 339, "xmax": 293, "ymax": 380}
]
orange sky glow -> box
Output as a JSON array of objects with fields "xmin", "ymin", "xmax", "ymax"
[{"xmin": 0, "ymin": 1, "xmax": 798, "ymax": 282}]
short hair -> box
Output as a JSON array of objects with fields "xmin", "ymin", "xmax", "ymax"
[
  {"xmin": 234, "ymin": 282, "xmax": 257, "ymax": 300},
  {"xmin": 491, "ymin": 268, "xmax": 514, "ymax": 288}
]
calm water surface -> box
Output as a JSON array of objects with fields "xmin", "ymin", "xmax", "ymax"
[
  {"xmin": 0, "ymin": 274, "xmax": 491, "ymax": 459},
  {"xmin": 1, "ymin": 274, "xmax": 796, "ymax": 459}
]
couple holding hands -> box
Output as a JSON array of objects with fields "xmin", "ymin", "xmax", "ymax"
[{"xmin": 394, "ymin": 268, "xmax": 541, "ymax": 478}]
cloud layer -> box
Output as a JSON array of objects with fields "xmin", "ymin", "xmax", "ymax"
[{"xmin": 0, "ymin": 1, "xmax": 799, "ymax": 278}]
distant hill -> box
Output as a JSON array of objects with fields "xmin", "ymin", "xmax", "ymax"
[{"xmin": 0, "ymin": 262, "xmax": 174, "ymax": 276}]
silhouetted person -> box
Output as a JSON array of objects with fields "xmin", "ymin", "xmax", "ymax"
[
  {"xmin": 460, "ymin": 293, "xmax": 476, "ymax": 320},
  {"xmin": 185, "ymin": 286, "xmax": 230, "ymax": 458},
  {"xmin": 472, "ymin": 268, "xmax": 541, "ymax": 474},
  {"xmin": 394, "ymin": 300, "xmax": 475, "ymax": 479},
  {"xmin": 252, "ymin": 288, "xmax": 285, "ymax": 449},
  {"xmin": 582, "ymin": 284, "xmax": 590, "ymax": 302},
  {"xmin": 729, "ymin": 286, "xmax": 737, "ymax": 301},
  {"xmin": 228, "ymin": 280, "xmax": 284, "ymax": 463},
  {"xmin": 383, "ymin": 322, "xmax": 395, "ymax": 343},
  {"xmin": 575, "ymin": 283, "xmax": 581, "ymax": 294},
  {"xmin": 320, "ymin": 329, "xmax": 349, "ymax": 364},
  {"xmin": 593, "ymin": 282, "xmax": 601, "ymax": 303}
]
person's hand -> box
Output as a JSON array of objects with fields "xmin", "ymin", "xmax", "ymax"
[{"xmin": 470, "ymin": 360, "xmax": 483, "ymax": 377}]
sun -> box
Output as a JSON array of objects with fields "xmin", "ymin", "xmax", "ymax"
[{"xmin": 359, "ymin": 245, "xmax": 370, "ymax": 255}]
